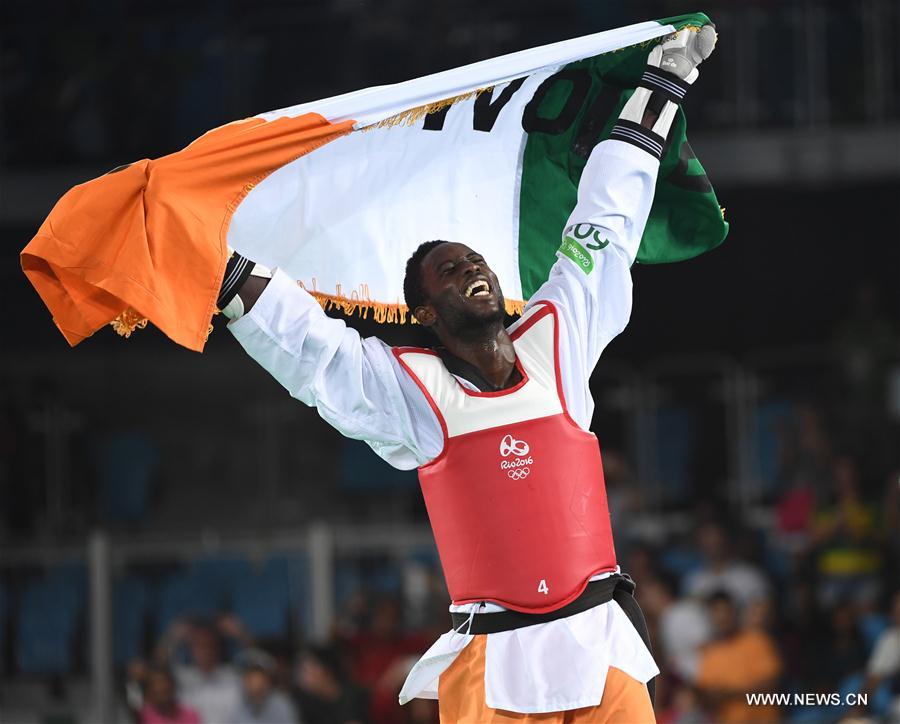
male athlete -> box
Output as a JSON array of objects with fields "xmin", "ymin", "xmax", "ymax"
[{"xmin": 216, "ymin": 25, "xmax": 717, "ymax": 724}]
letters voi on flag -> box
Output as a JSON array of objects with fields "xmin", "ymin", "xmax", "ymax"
[{"xmin": 21, "ymin": 12, "xmax": 727, "ymax": 352}]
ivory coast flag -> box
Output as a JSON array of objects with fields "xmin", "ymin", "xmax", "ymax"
[{"xmin": 22, "ymin": 12, "xmax": 727, "ymax": 353}]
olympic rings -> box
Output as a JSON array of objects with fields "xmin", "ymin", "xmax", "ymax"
[{"xmin": 507, "ymin": 467, "xmax": 530, "ymax": 480}]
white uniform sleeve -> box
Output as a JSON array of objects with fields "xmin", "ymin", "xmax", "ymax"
[
  {"xmin": 227, "ymin": 269, "xmax": 443, "ymax": 469},
  {"xmin": 525, "ymin": 139, "xmax": 659, "ymax": 429}
]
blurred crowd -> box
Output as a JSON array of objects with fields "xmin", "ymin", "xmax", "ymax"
[
  {"xmin": 626, "ymin": 500, "xmax": 898, "ymax": 723},
  {"xmin": 125, "ymin": 596, "xmax": 444, "ymax": 724},
  {"xmin": 119, "ymin": 425, "xmax": 899, "ymax": 724},
  {"xmin": 605, "ymin": 386, "xmax": 900, "ymax": 722}
]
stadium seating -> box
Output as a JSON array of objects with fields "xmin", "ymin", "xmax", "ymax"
[
  {"xmin": 230, "ymin": 558, "xmax": 291, "ymax": 639},
  {"xmin": 191, "ymin": 556, "xmax": 252, "ymax": 605},
  {"xmin": 113, "ymin": 576, "xmax": 150, "ymax": 666},
  {"xmin": 16, "ymin": 571, "xmax": 84, "ymax": 674},
  {"xmin": 754, "ymin": 400, "xmax": 796, "ymax": 496},
  {"xmin": 154, "ymin": 555, "xmax": 310, "ymax": 640},
  {"xmin": 263, "ymin": 553, "xmax": 312, "ymax": 635},
  {"xmin": 155, "ymin": 571, "xmax": 221, "ymax": 633},
  {"xmin": 656, "ymin": 406, "xmax": 698, "ymax": 503}
]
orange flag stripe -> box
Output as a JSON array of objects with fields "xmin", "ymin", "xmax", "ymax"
[{"xmin": 21, "ymin": 113, "xmax": 354, "ymax": 352}]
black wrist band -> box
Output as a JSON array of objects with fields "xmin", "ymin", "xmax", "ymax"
[
  {"xmin": 639, "ymin": 66, "xmax": 691, "ymax": 105},
  {"xmin": 217, "ymin": 253, "xmax": 255, "ymax": 310},
  {"xmin": 609, "ymin": 120, "xmax": 665, "ymax": 160}
]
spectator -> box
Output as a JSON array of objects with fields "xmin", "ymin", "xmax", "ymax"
[
  {"xmin": 694, "ymin": 590, "xmax": 783, "ymax": 723},
  {"xmin": 832, "ymin": 281, "xmax": 894, "ymax": 460},
  {"xmin": 598, "ymin": 449, "xmax": 644, "ymax": 553},
  {"xmin": 775, "ymin": 476, "xmax": 815, "ymax": 541},
  {"xmin": 683, "ymin": 521, "xmax": 770, "ymax": 610},
  {"xmin": 779, "ymin": 403, "xmax": 833, "ymax": 501},
  {"xmin": 156, "ymin": 618, "xmax": 243, "ymax": 724},
  {"xmin": 624, "ymin": 541, "xmax": 660, "ymax": 588},
  {"xmin": 338, "ymin": 595, "xmax": 432, "ymax": 724},
  {"xmin": 656, "ymin": 682, "xmax": 707, "ymax": 724},
  {"xmin": 370, "ymin": 654, "xmax": 426, "ymax": 724},
  {"xmin": 639, "ymin": 575, "xmax": 711, "ymax": 682},
  {"xmin": 816, "ymin": 601, "xmax": 868, "ymax": 693},
  {"xmin": 743, "ymin": 596, "xmax": 776, "ymax": 632},
  {"xmin": 294, "ymin": 645, "xmax": 367, "ymax": 724},
  {"xmin": 402, "ymin": 697, "xmax": 440, "ymax": 724},
  {"xmin": 811, "ymin": 456, "xmax": 883, "ymax": 607},
  {"xmin": 343, "ymin": 596, "xmax": 429, "ymax": 689},
  {"xmin": 865, "ymin": 591, "xmax": 900, "ymax": 720},
  {"xmin": 778, "ymin": 580, "xmax": 825, "ymax": 693},
  {"xmin": 138, "ymin": 666, "xmax": 201, "ymax": 724},
  {"xmin": 231, "ymin": 648, "xmax": 299, "ymax": 724},
  {"xmin": 882, "ymin": 470, "xmax": 900, "ymax": 593}
]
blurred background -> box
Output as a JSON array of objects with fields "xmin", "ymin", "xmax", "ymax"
[{"xmin": 1, "ymin": 0, "xmax": 899, "ymax": 723}]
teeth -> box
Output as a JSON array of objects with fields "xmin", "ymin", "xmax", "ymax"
[{"xmin": 465, "ymin": 280, "xmax": 490, "ymax": 297}]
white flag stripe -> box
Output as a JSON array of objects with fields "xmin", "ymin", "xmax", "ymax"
[
  {"xmin": 229, "ymin": 73, "xmax": 554, "ymax": 304},
  {"xmin": 256, "ymin": 21, "xmax": 674, "ymax": 129}
]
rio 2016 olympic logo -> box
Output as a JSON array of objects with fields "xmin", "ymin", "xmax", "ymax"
[
  {"xmin": 499, "ymin": 434, "xmax": 529, "ymax": 457},
  {"xmin": 499, "ymin": 434, "xmax": 532, "ymax": 479}
]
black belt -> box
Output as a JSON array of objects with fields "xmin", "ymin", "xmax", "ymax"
[{"xmin": 449, "ymin": 573, "xmax": 636, "ymax": 635}]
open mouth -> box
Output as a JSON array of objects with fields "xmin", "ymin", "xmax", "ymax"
[{"xmin": 464, "ymin": 279, "xmax": 492, "ymax": 298}]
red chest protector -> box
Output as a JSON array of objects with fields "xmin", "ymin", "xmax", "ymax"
[{"xmin": 393, "ymin": 302, "xmax": 617, "ymax": 614}]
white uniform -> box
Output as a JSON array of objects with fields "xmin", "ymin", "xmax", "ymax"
[{"xmin": 229, "ymin": 139, "xmax": 661, "ymax": 713}]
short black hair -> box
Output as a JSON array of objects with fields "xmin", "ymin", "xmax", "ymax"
[{"xmin": 403, "ymin": 239, "xmax": 450, "ymax": 313}]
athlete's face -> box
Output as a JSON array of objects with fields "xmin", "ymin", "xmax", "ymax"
[{"xmin": 416, "ymin": 242, "xmax": 505, "ymax": 333}]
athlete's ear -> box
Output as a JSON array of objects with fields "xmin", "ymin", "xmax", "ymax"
[{"xmin": 414, "ymin": 304, "xmax": 437, "ymax": 328}]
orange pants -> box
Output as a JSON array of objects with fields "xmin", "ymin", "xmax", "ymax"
[{"xmin": 438, "ymin": 635, "xmax": 656, "ymax": 723}]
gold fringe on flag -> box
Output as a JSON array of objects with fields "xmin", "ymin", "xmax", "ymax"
[
  {"xmin": 300, "ymin": 278, "xmax": 411, "ymax": 323},
  {"xmin": 504, "ymin": 298, "xmax": 525, "ymax": 317},
  {"xmin": 299, "ymin": 279, "xmax": 524, "ymax": 325},
  {"xmin": 107, "ymin": 281, "xmax": 519, "ymax": 341},
  {"xmin": 312, "ymin": 291, "xmax": 411, "ymax": 323},
  {"xmin": 110, "ymin": 308, "xmax": 149, "ymax": 338}
]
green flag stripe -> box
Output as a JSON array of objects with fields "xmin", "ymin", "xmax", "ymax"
[{"xmin": 517, "ymin": 12, "xmax": 728, "ymax": 299}]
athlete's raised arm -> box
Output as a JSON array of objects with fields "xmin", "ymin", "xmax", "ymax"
[
  {"xmin": 526, "ymin": 26, "xmax": 717, "ymax": 424},
  {"xmin": 219, "ymin": 262, "xmax": 443, "ymax": 469}
]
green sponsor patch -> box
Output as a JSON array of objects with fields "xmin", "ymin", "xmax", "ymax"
[{"xmin": 559, "ymin": 236, "xmax": 594, "ymax": 274}]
